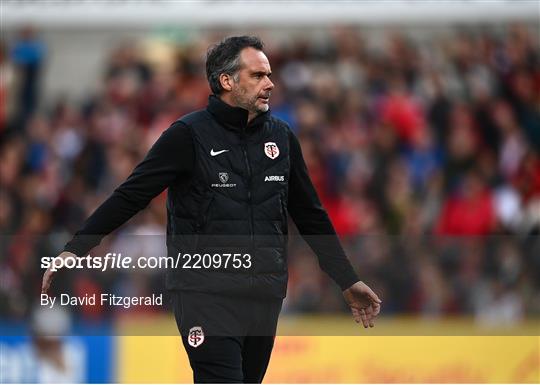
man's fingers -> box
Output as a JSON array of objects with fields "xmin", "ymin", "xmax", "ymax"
[
  {"xmin": 372, "ymin": 303, "xmax": 381, "ymax": 317},
  {"xmin": 365, "ymin": 286, "xmax": 382, "ymax": 304},
  {"xmin": 360, "ymin": 309, "xmax": 369, "ymax": 328},
  {"xmin": 351, "ymin": 304, "xmax": 381, "ymax": 328},
  {"xmin": 365, "ymin": 306, "xmax": 373, "ymax": 317},
  {"xmin": 351, "ymin": 308, "xmax": 361, "ymax": 323},
  {"xmin": 365, "ymin": 304, "xmax": 380, "ymax": 328},
  {"xmin": 363, "ymin": 307, "xmax": 374, "ymax": 328},
  {"xmin": 41, "ymin": 278, "xmax": 49, "ymax": 294},
  {"xmin": 41, "ymin": 273, "xmax": 48, "ymax": 294},
  {"xmin": 41, "ymin": 270, "xmax": 53, "ymax": 294}
]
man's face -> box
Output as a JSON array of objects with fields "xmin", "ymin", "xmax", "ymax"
[{"xmin": 229, "ymin": 47, "xmax": 274, "ymax": 115}]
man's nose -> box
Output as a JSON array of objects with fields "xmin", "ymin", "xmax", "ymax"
[{"xmin": 265, "ymin": 78, "xmax": 274, "ymax": 90}]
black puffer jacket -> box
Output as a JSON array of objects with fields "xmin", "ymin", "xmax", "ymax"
[
  {"xmin": 166, "ymin": 96, "xmax": 291, "ymax": 298},
  {"xmin": 64, "ymin": 96, "xmax": 359, "ymax": 299}
]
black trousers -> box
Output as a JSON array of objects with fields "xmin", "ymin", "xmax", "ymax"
[{"xmin": 171, "ymin": 291, "xmax": 282, "ymax": 383}]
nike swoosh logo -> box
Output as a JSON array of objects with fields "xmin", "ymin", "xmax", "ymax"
[{"xmin": 210, "ymin": 149, "xmax": 230, "ymax": 156}]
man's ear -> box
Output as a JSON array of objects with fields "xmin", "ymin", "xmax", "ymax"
[{"xmin": 219, "ymin": 73, "xmax": 234, "ymax": 92}]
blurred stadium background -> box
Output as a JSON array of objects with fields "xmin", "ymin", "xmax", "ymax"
[{"xmin": 1, "ymin": 0, "xmax": 539, "ymax": 383}]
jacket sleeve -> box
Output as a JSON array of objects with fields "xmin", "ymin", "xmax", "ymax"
[
  {"xmin": 287, "ymin": 129, "xmax": 360, "ymax": 290},
  {"xmin": 63, "ymin": 121, "xmax": 194, "ymax": 257}
]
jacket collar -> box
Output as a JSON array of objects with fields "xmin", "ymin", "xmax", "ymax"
[{"xmin": 207, "ymin": 95, "xmax": 270, "ymax": 131}]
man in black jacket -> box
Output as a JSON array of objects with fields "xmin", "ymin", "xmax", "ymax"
[{"xmin": 42, "ymin": 36, "xmax": 381, "ymax": 383}]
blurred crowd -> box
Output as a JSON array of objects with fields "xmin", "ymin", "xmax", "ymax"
[{"xmin": 1, "ymin": 24, "xmax": 539, "ymax": 325}]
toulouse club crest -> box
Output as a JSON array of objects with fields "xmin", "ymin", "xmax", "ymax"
[
  {"xmin": 264, "ymin": 142, "xmax": 279, "ymax": 159},
  {"xmin": 188, "ymin": 326, "xmax": 205, "ymax": 347}
]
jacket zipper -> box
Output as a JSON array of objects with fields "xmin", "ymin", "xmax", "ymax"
[
  {"xmin": 241, "ymin": 128, "xmax": 255, "ymax": 288},
  {"xmin": 241, "ymin": 139, "xmax": 254, "ymax": 246}
]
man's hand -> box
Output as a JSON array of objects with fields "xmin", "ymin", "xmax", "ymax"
[
  {"xmin": 343, "ymin": 281, "xmax": 382, "ymax": 328},
  {"xmin": 41, "ymin": 251, "xmax": 76, "ymax": 295}
]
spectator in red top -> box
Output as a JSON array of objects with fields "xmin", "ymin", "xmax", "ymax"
[
  {"xmin": 380, "ymin": 76, "xmax": 426, "ymax": 146},
  {"xmin": 436, "ymin": 170, "xmax": 497, "ymax": 235}
]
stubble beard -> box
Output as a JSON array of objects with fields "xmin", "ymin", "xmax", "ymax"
[{"xmin": 232, "ymin": 86, "xmax": 269, "ymax": 115}]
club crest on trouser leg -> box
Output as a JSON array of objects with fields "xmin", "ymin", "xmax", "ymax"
[
  {"xmin": 264, "ymin": 142, "xmax": 279, "ymax": 159},
  {"xmin": 188, "ymin": 326, "xmax": 205, "ymax": 347}
]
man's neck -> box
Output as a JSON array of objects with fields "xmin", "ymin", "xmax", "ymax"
[{"xmin": 218, "ymin": 94, "xmax": 257, "ymax": 124}]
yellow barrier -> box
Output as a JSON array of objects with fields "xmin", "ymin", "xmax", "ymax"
[
  {"xmin": 266, "ymin": 336, "xmax": 538, "ymax": 383},
  {"xmin": 116, "ymin": 316, "xmax": 539, "ymax": 383}
]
